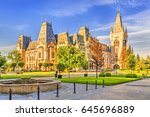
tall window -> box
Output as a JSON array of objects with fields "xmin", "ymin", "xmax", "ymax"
[
  {"xmin": 39, "ymin": 52, "xmax": 42, "ymax": 58},
  {"xmin": 52, "ymin": 52, "xmax": 55, "ymax": 58}
]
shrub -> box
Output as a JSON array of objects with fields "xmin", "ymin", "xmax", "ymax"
[
  {"xmin": 105, "ymin": 73, "xmax": 111, "ymax": 77},
  {"xmin": 111, "ymin": 74, "xmax": 126, "ymax": 77},
  {"xmin": 99, "ymin": 73, "xmax": 105, "ymax": 77},
  {"xmin": 126, "ymin": 74, "xmax": 137, "ymax": 78}
]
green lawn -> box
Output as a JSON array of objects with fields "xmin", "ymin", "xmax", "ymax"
[
  {"xmin": 0, "ymin": 71, "xmax": 56, "ymax": 79},
  {"xmin": 0, "ymin": 74, "xmax": 53, "ymax": 79},
  {"xmin": 58, "ymin": 77, "xmax": 140, "ymax": 86},
  {"xmin": 24, "ymin": 71, "xmax": 55, "ymax": 75}
]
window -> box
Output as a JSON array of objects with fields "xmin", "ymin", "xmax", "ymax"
[
  {"xmin": 114, "ymin": 40, "xmax": 119, "ymax": 47},
  {"xmin": 39, "ymin": 52, "xmax": 42, "ymax": 58},
  {"xmin": 52, "ymin": 52, "xmax": 55, "ymax": 58}
]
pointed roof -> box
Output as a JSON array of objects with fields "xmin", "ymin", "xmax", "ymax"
[
  {"xmin": 113, "ymin": 10, "xmax": 124, "ymax": 33},
  {"xmin": 37, "ymin": 22, "xmax": 56, "ymax": 44}
]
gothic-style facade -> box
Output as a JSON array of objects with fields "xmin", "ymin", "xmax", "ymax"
[
  {"xmin": 110, "ymin": 11, "xmax": 128, "ymax": 69},
  {"xmin": 16, "ymin": 11, "xmax": 128, "ymax": 70}
]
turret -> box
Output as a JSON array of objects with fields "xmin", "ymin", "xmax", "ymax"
[{"xmin": 78, "ymin": 26, "xmax": 90, "ymax": 47}]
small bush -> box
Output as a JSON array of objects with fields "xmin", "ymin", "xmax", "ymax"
[
  {"xmin": 126, "ymin": 74, "xmax": 137, "ymax": 78},
  {"xmin": 105, "ymin": 73, "xmax": 111, "ymax": 77},
  {"xmin": 99, "ymin": 73, "xmax": 105, "ymax": 77}
]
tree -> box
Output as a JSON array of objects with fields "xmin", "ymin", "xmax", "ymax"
[
  {"xmin": 56, "ymin": 46, "xmax": 86, "ymax": 71},
  {"xmin": 135, "ymin": 58, "xmax": 145, "ymax": 73},
  {"xmin": 145, "ymin": 55, "xmax": 150, "ymax": 69},
  {"xmin": 18, "ymin": 61, "xmax": 25, "ymax": 71},
  {"xmin": 0, "ymin": 52, "xmax": 6, "ymax": 77},
  {"xmin": 10, "ymin": 62, "xmax": 17, "ymax": 71},
  {"xmin": 136, "ymin": 54, "xmax": 140, "ymax": 61},
  {"xmin": 7, "ymin": 50, "xmax": 22, "ymax": 71},
  {"xmin": 89, "ymin": 37, "xmax": 104, "ymax": 78},
  {"xmin": 56, "ymin": 63, "xmax": 65, "ymax": 75},
  {"xmin": 38, "ymin": 63, "xmax": 43, "ymax": 71},
  {"xmin": 48, "ymin": 62, "xmax": 54, "ymax": 71},
  {"xmin": 43, "ymin": 62, "xmax": 49, "ymax": 71},
  {"xmin": 81, "ymin": 60, "xmax": 88, "ymax": 76},
  {"xmin": 127, "ymin": 52, "xmax": 137, "ymax": 70},
  {"xmin": 0, "ymin": 53, "xmax": 6, "ymax": 68}
]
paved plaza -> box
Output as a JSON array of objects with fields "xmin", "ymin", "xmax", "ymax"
[{"xmin": 0, "ymin": 78, "xmax": 150, "ymax": 100}]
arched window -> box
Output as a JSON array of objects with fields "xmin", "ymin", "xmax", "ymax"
[{"xmin": 114, "ymin": 39, "xmax": 119, "ymax": 47}]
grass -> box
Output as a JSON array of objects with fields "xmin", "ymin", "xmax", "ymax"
[
  {"xmin": 58, "ymin": 76, "xmax": 140, "ymax": 86},
  {"xmin": 0, "ymin": 71, "xmax": 56, "ymax": 79},
  {"xmin": 24, "ymin": 71, "xmax": 55, "ymax": 75},
  {"xmin": 0, "ymin": 75, "xmax": 31, "ymax": 79},
  {"xmin": 0, "ymin": 74, "xmax": 54, "ymax": 79},
  {"xmin": 117, "ymin": 69, "xmax": 150, "ymax": 76}
]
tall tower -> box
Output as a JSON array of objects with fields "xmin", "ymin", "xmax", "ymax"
[
  {"xmin": 37, "ymin": 22, "xmax": 56, "ymax": 44},
  {"xmin": 36, "ymin": 22, "xmax": 56, "ymax": 64},
  {"xmin": 78, "ymin": 26, "xmax": 90, "ymax": 47},
  {"xmin": 16, "ymin": 35, "xmax": 31, "ymax": 64},
  {"xmin": 110, "ymin": 10, "xmax": 128, "ymax": 68}
]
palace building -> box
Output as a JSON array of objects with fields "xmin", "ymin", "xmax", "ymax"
[{"xmin": 16, "ymin": 11, "xmax": 128, "ymax": 70}]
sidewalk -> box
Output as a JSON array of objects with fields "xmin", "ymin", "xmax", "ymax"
[{"xmin": 0, "ymin": 78, "xmax": 150, "ymax": 100}]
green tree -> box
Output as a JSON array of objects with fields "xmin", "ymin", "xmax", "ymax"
[
  {"xmin": 18, "ymin": 61, "xmax": 25, "ymax": 71},
  {"xmin": 81, "ymin": 60, "xmax": 88, "ymax": 75},
  {"xmin": 0, "ymin": 52, "xmax": 6, "ymax": 77},
  {"xmin": 56, "ymin": 63, "xmax": 65, "ymax": 75},
  {"xmin": 43, "ymin": 62, "xmax": 49, "ymax": 71},
  {"xmin": 127, "ymin": 52, "xmax": 137, "ymax": 70},
  {"xmin": 136, "ymin": 54, "xmax": 140, "ymax": 61},
  {"xmin": 8, "ymin": 50, "xmax": 22, "ymax": 71},
  {"xmin": 135, "ymin": 58, "xmax": 145, "ymax": 73},
  {"xmin": 145, "ymin": 55, "xmax": 150, "ymax": 69},
  {"xmin": 38, "ymin": 63, "xmax": 43, "ymax": 71},
  {"xmin": 0, "ymin": 53, "xmax": 6, "ymax": 68},
  {"xmin": 10, "ymin": 62, "xmax": 17, "ymax": 71},
  {"xmin": 56, "ymin": 46, "xmax": 86, "ymax": 71}
]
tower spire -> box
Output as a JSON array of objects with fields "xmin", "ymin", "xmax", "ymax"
[{"xmin": 113, "ymin": 9, "xmax": 123, "ymax": 33}]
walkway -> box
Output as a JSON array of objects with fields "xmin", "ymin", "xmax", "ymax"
[{"xmin": 0, "ymin": 78, "xmax": 150, "ymax": 100}]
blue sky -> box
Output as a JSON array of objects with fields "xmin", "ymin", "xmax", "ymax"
[{"xmin": 0, "ymin": 0, "xmax": 150, "ymax": 57}]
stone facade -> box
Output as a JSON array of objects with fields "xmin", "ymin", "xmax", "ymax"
[
  {"xmin": 16, "ymin": 11, "xmax": 128, "ymax": 70},
  {"xmin": 110, "ymin": 11, "xmax": 128, "ymax": 69}
]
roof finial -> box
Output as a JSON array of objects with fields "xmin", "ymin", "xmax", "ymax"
[{"xmin": 116, "ymin": 0, "xmax": 120, "ymax": 14}]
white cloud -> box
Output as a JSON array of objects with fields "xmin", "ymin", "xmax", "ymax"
[
  {"xmin": 92, "ymin": 7, "xmax": 150, "ymax": 57},
  {"xmin": 118, "ymin": 0, "xmax": 148, "ymax": 7},
  {"xmin": 40, "ymin": 0, "xmax": 149, "ymax": 17},
  {"xmin": 42, "ymin": 0, "xmax": 116, "ymax": 17},
  {"xmin": 97, "ymin": 35, "xmax": 109, "ymax": 41}
]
